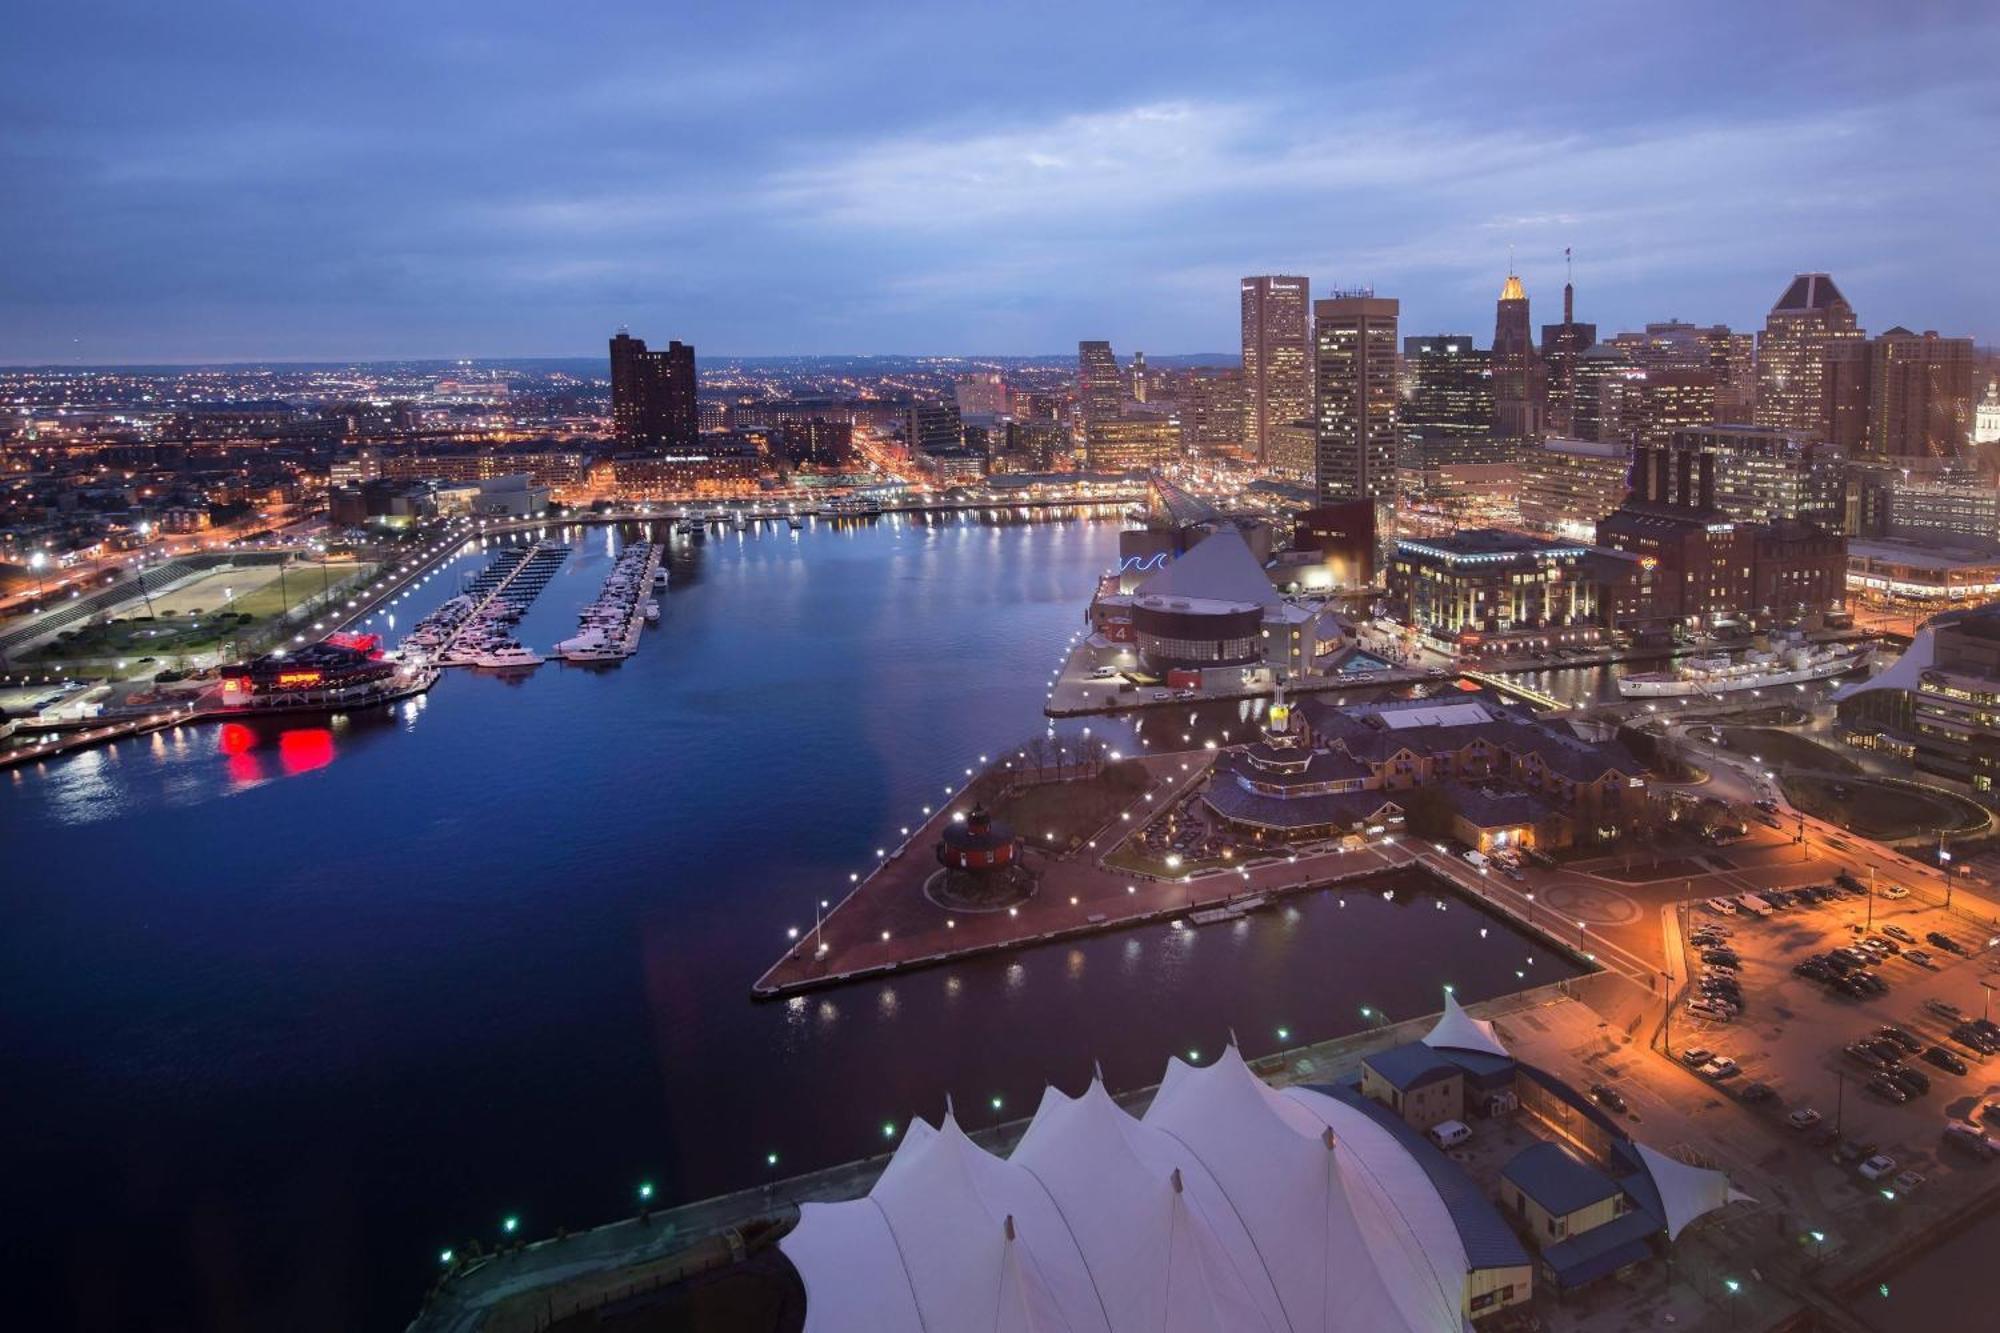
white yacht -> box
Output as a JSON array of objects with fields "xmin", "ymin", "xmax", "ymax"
[{"xmin": 472, "ymin": 644, "xmax": 544, "ymax": 670}]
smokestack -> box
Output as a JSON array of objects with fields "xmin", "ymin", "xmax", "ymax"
[
  {"xmin": 1676, "ymin": 449, "xmax": 1695, "ymax": 510},
  {"xmin": 1698, "ymin": 451, "xmax": 1716, "ymax": 513},
  {"xmin": 1654, "ymin": 447, "xmax": 1672, "ymax": 507},
  {"xmin": 1631, "ymin": 445, "xmax": 1653, "ymax": 503}
]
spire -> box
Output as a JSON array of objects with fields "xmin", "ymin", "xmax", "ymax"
[{"xmin": 1563, "ymin": 246, "xmax": 1574, "ymax": 323}]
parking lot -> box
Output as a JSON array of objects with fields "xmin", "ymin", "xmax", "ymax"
[{"xmin": 1649, "ymin": 880, "xmax": 2000, "ymax": 1228}]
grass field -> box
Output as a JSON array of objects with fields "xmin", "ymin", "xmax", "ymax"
[
  {"xmin": 990, "ymin": 761, "xmax": 1151, "ymax": 852},
  {"xmin": 1783, "ymin": 774, "xmax": 1991, "ymax": 840},
  {"xmin": 27, "ymin": 560, "xmax": 373, "ymax": 666},
  {"xmin": 1716, "ymin": 726, "xmax": 1862, "ymax": 775}
]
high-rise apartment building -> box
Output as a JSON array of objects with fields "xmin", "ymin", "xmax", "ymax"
[
  {"xmin": 1866, "ymin": 327, "xmax": 1977, "ymax": 461},
  {"xmin": 1240, "ymin": 276, "xmax": 1312, "ymax": 461},
  {"xmin": 1077, "ymin": 341, "xmax": 1122, "ymax": 428},
  {"xmin": 1491, "ymin": 272, "xmax": 1544, "ymax": 437},
  {"xmin": 1313, "ymin": 292, "xmax": 1400, "ymax": 504},
  {"xmin": 609, "ymin": 332, "xmax": 698, "ymax": 451},
  {"xmin": 1539, "ymin": 271, "xmax": 1596, "ymax": 438},
  {"xmin": 1401, "ymin": 336, "xmax": 1493, "ymax": 440},
  {"xmin": 1755, "ymin": 273, "xmax": 1861, "ymax": 440}
]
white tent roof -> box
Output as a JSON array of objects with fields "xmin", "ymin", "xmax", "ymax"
[
  {"xmin": 1831, "ymin": 625, "xmax": 1930, "ymax": 703},
  {"xmin": 1420, "ymin": 992, "xmax": 1509, "ymax": 1059},
  {"xmin": 1633, "ymin": 1142, "xmax": 1754, "ymax": 1241},
  {"xmin": 782, "ymin": 1047, "xmax": 1476, "ymax": 1333}
]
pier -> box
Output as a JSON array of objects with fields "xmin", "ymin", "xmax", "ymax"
[{"xmin": 751, "ymin": 748, "xmax": 1617, "ymax": 1000}]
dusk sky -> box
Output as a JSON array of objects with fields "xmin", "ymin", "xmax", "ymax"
[{"xmin": 5, "ymin": 1, "xmax": 1996, "ymax": 364}]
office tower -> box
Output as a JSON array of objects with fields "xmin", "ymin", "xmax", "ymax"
[
  {"xmin": 1129, "ymin": 351, "xmax": 1149, "ymax": 403},
  {"xmin": 1570, "ymin": 342, "xmax": 1637, "ymax": 443},
  {"xmin": 1240, "ymin": 275, "xmax": 1312, "ymax": 460},
  {"xmin": 1601, "ymin": 367, "xmax": 1717, "ymax": 448},
  {"xmin": 1077, "ymin": 341, "xmax": 1122, "ymax": 427},
  {"xmin": 1313, "ymin": 291, "xmax": 1400, "ymax": 503},
  {"xmin": 1084, "ymin": 418, "xmax": 1181, "ymax": 471},
  {"xmin": 609, "ymin": 332, "xmax": 698, "ymax": 451},
  {"xmin": 1516, "ymin": 438, "xmax": 1633, "ymax": 541},
  {"xmin": 1670, "ymin": 425, "xmax": 1846, "ymax": 525},
  {"xmin": 1539, "ymin": 256, "xmax": 1596, "ymax": 436},
  {"xmin": 1491, "ymin": 271, "xmax": 1544, "ymax": 437},
  {"xmin": 905, "ymin": 400, "xmax": 964, "ymax": 455},
  {"xmin": 1865, "ymin": 328, "xmax": 1977, "ymax": 461},
  {"xmin": 1179, "ymin": 370, "xmax": 1245, "ymax": 456},
  {"xmin": 1401, "ymin": 336, "xmax": 1493, "ymax": 439},
  {"xmin": 1755, "ymin": 273, "xmax": 1861, "ymax": 439}
]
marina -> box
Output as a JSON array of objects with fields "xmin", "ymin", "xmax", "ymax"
[
  {"xmin": 423, "ymin": 539, "xmax": 571, "ymax": 670},
  {"xmin": 554, "ymin": 540, "xmax": 663, "ymax": 663}
]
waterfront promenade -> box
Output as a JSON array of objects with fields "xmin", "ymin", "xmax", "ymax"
[{"xmin": 751, "ymin": 746, "xmax": 1662, "ymax": 999}]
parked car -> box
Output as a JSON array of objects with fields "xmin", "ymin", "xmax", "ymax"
[
  {"xmin": 1866, "ymin": 1075, "xmax": 1910, "ymax": 1104},
  {"xmin": 1924, "ymin": 1045, "xmax": 1970, "ymax": 1075},
  {"xmin": 1928, "ymin": 931, "xmax": 1964, "ymax": 954},
  {"xmin": 1846, "ymin": 1042, "xmax": 1890, "ymax": 1070},
  {"xmin": 1888, "ymin": 1066, "xmax": 1931, "ymax": 1096},
  {"xmin": 1738, "ymin": 1081, "xmax": 1775, "ymax": 1104},
  {"xmin": 1679, "ymin": 1048, "xmax": 1713, "ymax": 1068},
  {"xmin": 1951, "ymin": 1023, "xmax": 2000, "ymax": 1055},
  {"xmin": 1878, "ymin": 1025, "xmax": 1923, "ymax": 1054},
  {"xmin": 1836, "ymin": 1139, "xmax": 1877, "ymax": 1165},
  {"xmin": 1881, "ymin": 884, "xmax": 1910, "ymax": 900},
  {"xmin": 1883, "ymin": 925, "xmax": 1916, "ymax": 944},
  {"xmin": 1701, "ymin": 1056, "xmax": 1740, "ymax": 1080},
  {"xmin": 1858, "ymin": 1153, "xmax": 1899, "ymax": 1180},
  {"xmin": 1904, "ymin": 949, "xmax": 1936, "ymax": 968},
  {"xmin": 1926, "ymin": 999, "xmax": 1963, "ymax": 1020},
  {"xmin": 1589, "ymin": 1084, "xmax": 1628, "ymax": 1114},
  {"xmin": 1787, "ymin": 1108, "xmax": 1822, "ymax": 1130},
  {"xmin": 1943, "ymin": 1122, "xmax": 1999, "ymax": 1160}
]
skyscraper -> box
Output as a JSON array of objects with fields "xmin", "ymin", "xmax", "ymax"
[
  {"xmin": 1754, "ymin": 272, "xmax": 1861, "ymax": 440},
  {"xmin": 1491, "ymin": 271, "xmax": 1543, "ymax": 437},
  {"xmin": 1401, "ymin": 335, "xmax": 1493, "ymax": 440},
  {"xmin": 609, "ymin": 332, "xmax": 698, "ymax": 451},
  {"xmin": 1313, "ymin": 291, "xmax": 1399, "ymax": 504},
  {"xmin": 1076, "ymin": 341, "xmax": 1122, "ymax": 428},
  {"xmin": 1539, "ymin": 257, "xmax": 1595, "ymax": 437},
  {"xmin": 1240, "ymin": 275, "xmax": 1311, "ymax": 461}
]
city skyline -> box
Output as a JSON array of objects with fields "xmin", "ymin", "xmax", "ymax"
[{"xmin": 4, "ymin": 2, "xmax": 1998, "ymax": 364}]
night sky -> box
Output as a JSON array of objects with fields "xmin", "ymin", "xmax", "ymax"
[{"xmin": 3, "ymin": 1, "xmax": 1995, "ymax": 363}]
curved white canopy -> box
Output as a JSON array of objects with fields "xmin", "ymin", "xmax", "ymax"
[
  {"xmin": 1633, "ymin": 1142, "xmax": 1753, "ymax": 1241},
  {"xmin": 1420, "ymin": 992, "xmax": 1509, "ymax": 1059},
  {"xmin": 782, "ymin": 1046, "xmax": 1475, "ymax": 1333}
]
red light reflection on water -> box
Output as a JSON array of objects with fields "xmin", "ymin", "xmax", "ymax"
[
  {"xmin": 278, "ymin": 728, "xmax": 335, "ymax": 775},
  {"xmin": 215, "ymin": 723, "xmax": 337, "ymax": 782}
]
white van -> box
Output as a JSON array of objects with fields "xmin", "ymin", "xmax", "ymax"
[
  {"xmin": 1428, "ymin": 1120, "xmax": 1473, "ymax": 1150},
  {"xmin": 1462, "ymin": 849, "xmax": 1490, "ymax": 871},
  {"xmin": 1735, "ymin": 894, "xmax": 1774, "ymax": 918}
]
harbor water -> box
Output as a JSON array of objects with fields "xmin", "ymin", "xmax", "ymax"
[{"xmin": 3, "ymin": 516, "xmax": 1582, "ymax": 1331}]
